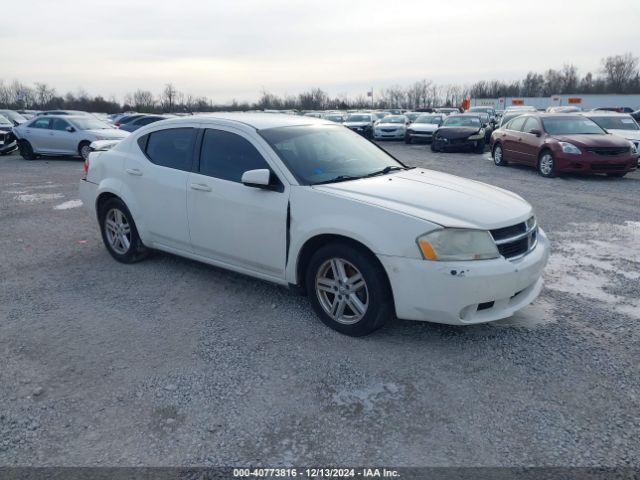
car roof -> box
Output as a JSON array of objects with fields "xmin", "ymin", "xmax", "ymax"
[
  {"xmin": 152, "ymin": 112, "xmax": 333, "ymax": 130},
  {"xmin": 580, "ymin": 111, "xmax": 629, "ymax": 117}
]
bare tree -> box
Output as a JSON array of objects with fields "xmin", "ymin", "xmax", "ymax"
[
  {"xmin": 132, "ymin": 89, "xmax": 155, "ymax": 112},
  {"xmin": 601, "ymin": 53, "xmax": 639, "ymax": 93},
  {"xmin": 160, "ymin": 83, "xmax": 178, "ymax": 112}
]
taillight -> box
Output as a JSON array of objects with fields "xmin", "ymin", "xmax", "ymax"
[{"xmin": 82, "ymin": 158, "xmax": 89, "ymax": 180}]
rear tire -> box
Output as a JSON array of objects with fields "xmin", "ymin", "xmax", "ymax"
[
  {"xmin": 430, "ymin": 142, "xmax": 438, "ymax": 152},
  {"xmin": 493, "ymin": 143, "xmax": 508, "ymax": 166},
  {"xmin": 305, "ymin": 242, "xmax": 393, "ymax": 336},
  {"xmin": 404, "ymin": 135, "xmax": 412, "ymax": 144},
  {"xmin": 18, "ymin": 140, "xmax": 36, "ymax": 160},
  {"xmin": 537, "ymin": 150, "xmax": 557, "ymax": 178},
  {"xmin": 98, "ymin": 198, "xmax": 149, "ymax": 263}
]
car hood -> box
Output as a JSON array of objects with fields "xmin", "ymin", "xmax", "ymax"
[
  {"xmin": 344, "ymin": 122, "xmax": 371, "ymax": 127},
  {"xmin": 376, "ymin": 123, "xmax": 405, "ymax": 128},
  {"xmin": 410, "ymin": 123, "xmax": 439, "ymax": 132},
  {"xmin": 550, "ymin": 133, "xmax": 630, "ymax": 148},
  {"xmin": 313, "ymin": 169, "xmax": 532, "ymax": 229},
  {"xmin": 436, "ymin": 126, "xmax": 481, "ymax": 139},
  {"xmin": 605, "ymin": 129, "xmax": 640, "ymax": 141},
  {"xmin": 86, "ymin": 129, "xmax": 129, "ymax": 139}
]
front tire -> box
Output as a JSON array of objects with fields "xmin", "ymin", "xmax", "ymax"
[
  {"xmin": 538, "ymin": 150, "xmax": 556, "ymax": 178},
  {"xmin": 98, "ymin": 198, "xmax": 149, "ymax": 263},
  {"xmin": 404, "ymin": 134, "xmax": 412, "ymax": 144},
  {"xmin": 493, "ymin": 143, "xmax": 508, "ymax": 166},
  {"xmin": 305, "ymin": 242, "xmax": 393, "ymax": 336},
  {"xmin": 18, "ymin": 140, "xmax": 36, "ymax": 160},
  {"xmin": 474, "ymin": 141, "xmax": 485, "ymax": 154}
]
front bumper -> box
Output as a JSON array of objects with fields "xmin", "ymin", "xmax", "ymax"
[
  {"xmin": 379, "ymin": 228, "xmax": 550, "ymax": 325},
  {"xmin": 407, "ymin": 130, "xmax": 435, "ymax": 141},
  {"xmin": 374, "ymin": 130, "xmax": 405, "ymax": 140},
  {"xmin": 433, "ymin": 136, "xmax": 483, "ymax": 150},
  {"xmin": 553, "ymin": 151, "xmax": 637, "ymax": 174},
  {"xmin": 346, "ymin": 126, "xmax": 372, "ymax": 137}
]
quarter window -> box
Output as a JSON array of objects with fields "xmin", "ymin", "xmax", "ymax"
[
  {"xmin": 145, "ymin": 128, "xmax": 195, "ymax": 171},
  {"xmin": 199, "ymin": 129, "xmax": 270, "ymax": 183}
]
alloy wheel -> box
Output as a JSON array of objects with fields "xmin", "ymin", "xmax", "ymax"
[
  {"xmin": 104, "ymin": 208, "xmax": 131, "ymax": 254},
  {"xmin": 539, "ymin": 153, "xmax": 554, "ymax": 176},
  {"xmin": 315, "ymin": 258, "xmax": 369, "ymax": 325}
]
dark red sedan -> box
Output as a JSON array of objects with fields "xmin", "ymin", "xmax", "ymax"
[{"xmin": 490, "ymin": 113, "xmax": 638, "ymax": 178}]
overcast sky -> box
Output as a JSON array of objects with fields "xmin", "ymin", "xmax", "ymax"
[{"xmin": 2, "ymin": 0, "xmax": 639, "ymax": 102}]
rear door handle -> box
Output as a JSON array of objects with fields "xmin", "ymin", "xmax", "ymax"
[
  {"xmin": 125, "ymin": 168, "xmax": 143, "ymax": 176},
  {"xmin": 190, "ymin": 183, "xmax": 212, "ymax": 192}
]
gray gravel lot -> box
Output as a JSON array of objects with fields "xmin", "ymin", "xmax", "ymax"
[{"xmin": 0, "ymin": 145, "xmax": 639, "ymax": 467}]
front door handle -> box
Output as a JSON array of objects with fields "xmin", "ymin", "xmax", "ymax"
[
  {"xmin": 190, "ymin": 183, "xmax": 212, "ymax": 192},
  {"xmin": 125, "ymin": 168, "xmax": 143, "ymax": 176}
]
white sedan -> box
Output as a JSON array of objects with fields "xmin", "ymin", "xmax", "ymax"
[
  {"xmin": 373, "ymin": 115, "xmax": 409, "ymax": 140},
  {"xmin": 13, "ymin": 115, "xmax": 128, "ymax": 161},
  {"xmin": 79, "ymin": 114, "xmax": 549, "ymax": 336}
]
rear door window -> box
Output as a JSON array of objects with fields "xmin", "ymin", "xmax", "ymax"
[
  {"xmin": 144, "ymin": 128, "xmax": 196, "ymax": 171},
  {"xmin": 30, "ymin": 118, "xmax": 51, "ymax": 129}
]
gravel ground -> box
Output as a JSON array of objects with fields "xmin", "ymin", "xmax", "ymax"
[{"xmin": 0, "ymin": 145, "xmax": 638, "ymax": 467}]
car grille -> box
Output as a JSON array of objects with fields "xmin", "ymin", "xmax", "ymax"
[
  {"xmin": 381, "ymin": 128, "xmax": 397, "ymax": 133},
  {"xmin": 586, "ymin": 147, "xmax": 629, "ymax": 156},
  {"xmin": 490, "ymin": 217, "xmax": 537, "ymax": 260},
  {"xmin": 591, "ymin": 163, "xmax": 627, "ymax": 171}
]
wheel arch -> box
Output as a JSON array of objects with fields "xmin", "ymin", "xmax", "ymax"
[{"xmin": 294, "ymin": 233, "xmax": 393, "ymax": 298}]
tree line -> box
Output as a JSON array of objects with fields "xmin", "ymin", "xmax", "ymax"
[{"xmin": 1, "ymin": 53, "xmax": 638, "ymax": 113}]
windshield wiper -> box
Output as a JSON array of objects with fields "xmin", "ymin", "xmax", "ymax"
[
  {"xmin": 312, "ymin": 175, "xmax": 364, "ymax": 185},
  {"xmin": 363, "ymin": 165, "xmax": 408, "ymax": 178}
]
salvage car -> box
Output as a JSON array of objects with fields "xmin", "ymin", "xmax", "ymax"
[
  {"xmin": 373, "ymin": 115, "xmax": 408, "ymax": 140},
  {"xmin": 13, "ymin": 115, "xmax": 128, "ymax": 160},
  {"xmin": 119, "ymin": 115, "xmax": 168, "ymax": 132},
  {"xmin": 79, "ymin": 113, "xmax": 549, "ymax": 336},
  {"xmin": 343, "ymin": 113, "xmax": 376, "ymax": 138},
  {"xmin": 404, "ymin": 114, "xmax": 444, "ymax": 143},
  {"xmin": 0, "ymin": 109, "xmax": 27, "ymax": 126},
  {"xmin": 0, "ymin": 114, "xmax": 18, "ymax": 155},
  {"xmin": 491, "ymin": 113, "xmax": 637, "ymax": 178},
  {"xmin": 431, "ymin": 114, "xmax": 487, "ymax": 153}
]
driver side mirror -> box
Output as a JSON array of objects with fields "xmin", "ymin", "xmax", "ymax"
[
  {"xmin": 529, "ymin": 128, "xmax": 542, "ymax": 137},
  {"xmin": 66, "ymin": 126, "xmax": 76, "ymax": 133},
  {"xmin": 241, "ymin": 169, "xmax": 275, "ymax": 190}
]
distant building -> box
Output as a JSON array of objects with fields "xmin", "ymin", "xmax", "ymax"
[{"xmin": 471, "ymin": 94, "xmax": 640, "ymax": 111}]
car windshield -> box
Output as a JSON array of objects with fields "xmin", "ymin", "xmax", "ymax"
[
  {"xmin": 380, "ymin": 116, "xmax": 405, "ymax": 124},
  {"xmin": 589, "ymin": 116, "xmax": 639, "ymax": 131},
  {"xmin": 443, "ymin": 116, "xmax": 481, "ymax": 127},
  {"xmin": 1, "ymin": 110, "xmax": 27, "ymax": 123},
  {"xmin": 70, "ymin": 118, "xmax": 113, "ymax": 130},
  {"xmin": 260, "ymin": 125, "xmax": 405, "ymax": 185},
  {"xmin": 542, "ymin": 117, "xmax": 605, "ymax": 135},
  {"xmin": 0, "ymin": 114, "xmax": 12, "ymax": 126},
  {"xmin": 346, "ymin": 115, "xmax": 371, "ymax": 122},
  {"xmin": 415, "ymin": 115, "xmax": 441, "ymax": 124}
]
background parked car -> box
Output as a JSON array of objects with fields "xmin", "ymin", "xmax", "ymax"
[
  {"xmin": 37, "ymin": 110, "xmax": 94, "ymax": 116},
  {"xmin": 434, "ymin": 107, "xmax": 460, "ymax": 115},
  {"xmin": 581, "ymin": 111, "xmax": 640, "ymax": 163},
  {"xmin": 114, "ymin": 114, "xmax": 146, "ymax": 128},
  {"xmin": 0, "ymin": 114, "xmax": 18, "ymax": 155},
  {"xmin": 373, "ymin": 115, "xmax": 408, "ymax": 140},
  {"xmin": 490, "ymin": 113, "xmax": 637, "ymax": 178},
  {"xmin": 119, "ymin": 115, "xmax": 168, "ymax": 132},
  {"xmin": 344, "ymin": 113, "xmax": 376, "ymax": 138},
  {"xmin": 468, "ymin": 106, "xmax": 497, "ymax": 125},
  {"xmin": 546, "ymin": 106, "xmax": 582, "ymax": 113},
  {"xmin": 404, "ymin": 114, "xmax": 444, "ymax": 144},
  {"xmin": 321, "ymin": 112, "xmax": 347, "ymax": 123},
  {"xmin": 16, "ymin": 109, "xmax": 39, "ymax": 120},
  {"xmin": 431, "ymin": 114, "xmax": 487, "ymax": 153},
  {"xmin": 0, "ymin": 109, "xmax": 28, "ymax": 126},
  {"xmin": 13, "ymin": 115, "xmax": 128, "ymax": 160},
  {"xmin": 403, "ymin": 112, "xmax": 421, "ymax": 123}
]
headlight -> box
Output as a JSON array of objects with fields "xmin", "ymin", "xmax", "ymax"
[
  {"xmin": 559, "ymin": 142, "xmax": 581, "ymax": 155},
  {"xmin": 629, "ymin": 141, "xmax": 638, "ymax": 154},
  {"xmin": 416, "ymin": 228, "xmax": 500, "ymax": 261}
]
